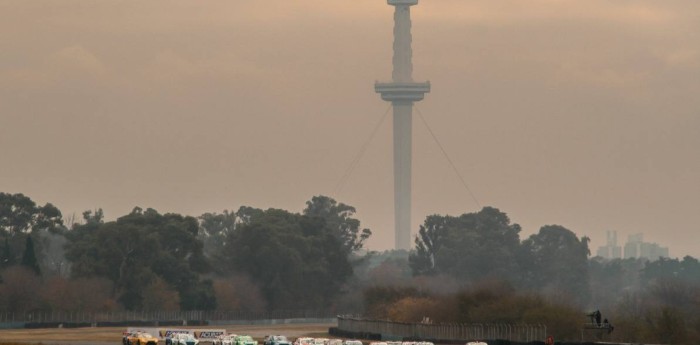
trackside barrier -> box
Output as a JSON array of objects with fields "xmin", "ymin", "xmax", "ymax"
[
  {"xmin": 336, "ymin": 315, "xmax": 546, "ymax": 343},
  {"xmin": 0, "ymin": 310, "xmax": 340, "ymax": 324}
]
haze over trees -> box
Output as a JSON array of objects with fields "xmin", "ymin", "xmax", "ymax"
[
  {"xmin": 1, "ymin": 191, "xmax": 699, "ymax": 343},
  {"xmin": 0, "ymin": 192, "xmax": 64, "ymax": 271},
  {"xmin": 409, "ymin": 208, "xmax": 591, "ymax": 306},
  {"xmin": 65, "ymin": 207, "xmax": 213, "ymax": 310}
]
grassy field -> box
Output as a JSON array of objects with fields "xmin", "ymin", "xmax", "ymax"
[{"xmin": 0, "ymin": 323, "xmax": 335, "ymax": 345}]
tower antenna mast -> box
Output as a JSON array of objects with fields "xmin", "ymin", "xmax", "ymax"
[{"xmin": 375, "ymin": 0, "xmax": 430, "ymax": 250}]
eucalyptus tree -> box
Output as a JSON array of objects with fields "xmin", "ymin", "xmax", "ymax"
[
  {"xmin": 222, "ymin": 207, "xmax": 354, "ymax": 310},
  {"xmin": 65, "ymin": 207, "xmax": 214, "ymax": 310},
  {"xmin": 410, "ymin": 207, "xmax": 522, "ymax": 283},
  {"xmin": 521, "ymin": 225, "xmax": 591, "ymax": 305},
  {"xmin": 303, "ymin": 195, "xmax": 372, "ymax": 252},
  {"xmin": 0, "ymin": 192, "xmax": 64, "ymax": 274}
]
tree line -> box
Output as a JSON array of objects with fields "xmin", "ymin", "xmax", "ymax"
[
  {"xmin": 353, "ymin": 208, "xmax": 700, "ymax": 343},
  {"xmin": 1, "ymin": 192, "xmax": 698, "ymax": 343},
  {"xmin": 0, "ymin": 193, "xmax": 370, "ymax": 312}
]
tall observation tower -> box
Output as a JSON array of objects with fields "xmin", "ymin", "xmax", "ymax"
[{"xmin": 375, "ymin": 0, "xmax": 430, "ymax": 250}]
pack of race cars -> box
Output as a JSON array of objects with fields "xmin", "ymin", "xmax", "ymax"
[
  {"xmin": 123, "ymin": 331, "xmax": 201, "ymax": 345},
  {"xmin": 123, "ymin": 331, "xmax": 486, "ymax": 345}
]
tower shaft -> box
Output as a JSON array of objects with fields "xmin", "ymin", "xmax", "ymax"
[
  {"xmin": 393, "ymin": 101, "xmax": 413, "ymax": 250},
  {"xmin": 392, "ymin": 4, "xmax": 413, "ymax": 82},
  {"xmin": 376, "ymin": 0, "xmax": 429, "ymax": 251}
]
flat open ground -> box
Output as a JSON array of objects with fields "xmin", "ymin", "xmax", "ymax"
[{"xmin": 0, "ymin": 323, "xmax": 335, "ymax": 345}]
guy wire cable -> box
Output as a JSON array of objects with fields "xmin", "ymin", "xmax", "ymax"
[
  {"xmin": 415, "ymin": 106, "xmax": 481, "ymax": 209},
  {"xmin": 333, "ymin": 104, "xmax": 392, "ymax": 196}
]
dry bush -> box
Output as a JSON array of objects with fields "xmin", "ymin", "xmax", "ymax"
[
  {"xmin": 334, "ymin": 280, "xmax": 366, "ymax": 313},
  {"xmin": 40, "ymin": 276, "xmax": 117, "ymax": 311},
  {"xmin": 367, "ymin": 260, "xmax": 410, "ymax": 286},
  {"xmin": 363, "ymin": 285, "xmax": 423, "ymax": 319},
  {"xmin": 465, "ymin": 293, "xmax": 541, "ymax": 323},
  {"xmin": 142, "ymin": 276, "xmax": 180, "ymax": 311},
  {"xmin": 39, "ymin": 275, "xmax": 72, "ymax": 310},
  {"xmin": 521, "ymin": 302, "xmax": 581, "ymax": 341},
  {"xmin": 609, "ymin": 282, "xmax": 700, "ymax": 345},
  {"xmin": 453, "ymin": 280, "xmax": 518, "ymax": 321},
  {"xmin": 609, "ymin": 292, "xmax": 647, "ymax": 343},
  {"xmin": 69, "ymin": 277, "xmax": 117, "ymax": 311},
  {"xmin": 213, "ymin": 275, "xmax": 266, "ymax": 312},
  {"xmin": 386, "ymin": 296, "xmax": 433, "ymax": 322},
  {"xmin": 410, "ymin": 274, "xmax": 462, "ymax": 296},
  {"xmin": 0, "ymin": 266, "xmax": 41, "ymax": 312},
  {"xmin": 385, "ymin": 296, "xmax": 453, "ymax": 323},
  {"xmin": 365, "ymin": 279, "xmax": 583, "ymax": 340},
  {"xmin": 644, "ymin": 306, "xmax": 687, "ymax": 344},
  {"xmin": 457, "ymin": 282, "xmax": 582, "ymax": 340},
  {"xmin": 649, "ymin": 279, "xmax": 698, "ymax": 312}
]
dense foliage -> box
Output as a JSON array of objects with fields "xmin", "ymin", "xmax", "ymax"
[
  {"xmin": 0, "ymin": 192, "xmax": 64, "ymax": 273},
  {"xmin": 363, "ymin": 282, "xmax": 583, "ymax": 340},
  {"xmin": 64, "ymin": 207, "xmax": 213, "ymax": 310},
  {"xmin": 217, "ymin": 207, "xmax": 353, "ymax": 309},
  {"xmin": 1, "ymin": 192, "xmax": 699, "ymax": 344},
  {"xmin": 0, "ymin": 192, "xmax": 63, "ymax": 235},
  {"xmin": 410, "ymin": 207, "xmax": 521, "ymax": 281},
  {"xmin": 302, "ymin": 195, "xmax": 372, "ymax": 252},
  {"xmin": 410, "ymin": 208, "xmax": 591, "ymax": 305},
  {"xmin": 1, "ymin": 193, "xmax": 365, "ymax": 313}
]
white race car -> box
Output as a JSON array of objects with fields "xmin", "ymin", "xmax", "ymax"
[
  {"xmin": 295, "ymin": 338, "xmax": 314, "ymax": 345},
  {"xmin": 169, "ymin": 333, "xmax": 199, "ymax": 345},
  {"xmin": 214, "ymin": 335, "xmax": 238, "ymax": 345}
]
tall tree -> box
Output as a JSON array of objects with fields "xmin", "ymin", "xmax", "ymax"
[
  {"xmin": 0, "ymin": 192, "xmax": 63, "ymax": 235},
  {"xmin": 303, "ymin": 195, "xmax": 372, "ymax": 252},
  {"xmin": 223, "ymin": 207, "xmax": 354, "ymax": 310},
  {"xmin": 641, "ymin": 256, "xmax": 700, "ymax": 287},
  {"xmin": 410, "ymin": 215, "xmax": 454, "ymax": 276},
  {"xmin": 1, "ymin": 236, "xmax": 12, "ymax": 269},
  {"xmin": 198, "ymin": 210, "xmax": 238, "ymax": 260},
  {"xmin": 65, "ymin": 207, "xmax": 214, "ymax": 310},
  {"xmin": 521, "ymin": 225, "xmax": 591, "ymax": 305},
  {"xmin": 0, "ymin": 193, "xmax": 64, "ymax": 268},
  {"xmin": 20, "ymin": 235, "xmax": 40, "ymax": 275},
  {"xmin": 409, "ymin": 207, "xmax": 522, "ymax": 283},
  {"xmin": 588, "ymin": 257, "xmax": 626, "ymax": 307}
]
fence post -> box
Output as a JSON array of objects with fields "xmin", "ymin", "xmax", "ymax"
[{"xmin": 543, "ymin": 324, "xmax": 547, "ymax": 341}]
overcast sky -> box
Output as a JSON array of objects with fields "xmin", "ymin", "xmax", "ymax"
[{"xmin": 1, "ymin": 0, "xmax": 698, "ymax": 257}]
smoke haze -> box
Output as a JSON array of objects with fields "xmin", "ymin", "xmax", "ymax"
[{"xmin": 1, "ymin": 0, "xmax": 699, "ymax": 256}]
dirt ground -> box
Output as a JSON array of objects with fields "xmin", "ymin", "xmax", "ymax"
[{"xmin": 0, "ymin": 323, "xmax": 335, "ymax": 345}]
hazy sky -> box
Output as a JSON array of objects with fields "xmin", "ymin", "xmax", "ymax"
[{"xmin": 1, "ymin": 0, "xmax": 698, "ymax": 257}]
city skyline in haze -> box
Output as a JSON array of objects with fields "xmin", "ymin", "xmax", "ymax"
[{"xmin": 1, "ymin": 0, "xmax": 698, "ymax": 258}]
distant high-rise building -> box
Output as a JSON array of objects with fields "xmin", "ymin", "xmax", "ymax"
[
  {"xmin": 596, "ymin": 230, "xmax": 622, "ymax": 259},
  {"xmin": 623, "ymin": 233, "xmax": 669, "ymax": 261}
]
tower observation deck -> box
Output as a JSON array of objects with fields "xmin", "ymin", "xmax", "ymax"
[{"xmin": 375, "ymin": 0, "xmax": 430, "ymax": 250}]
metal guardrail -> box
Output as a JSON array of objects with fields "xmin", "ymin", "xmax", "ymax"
[
  {"xmin": 337, "ymin": 315, "xmax": 546, "ymax": 343},
  {"xmin": 0, "ymin": 310, "xmax": 339, "ymax": 323}
]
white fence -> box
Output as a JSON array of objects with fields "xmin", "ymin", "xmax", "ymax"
[{"xmin": 337, "ymin": 315, "xmax": 546, "ymax": 343}]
